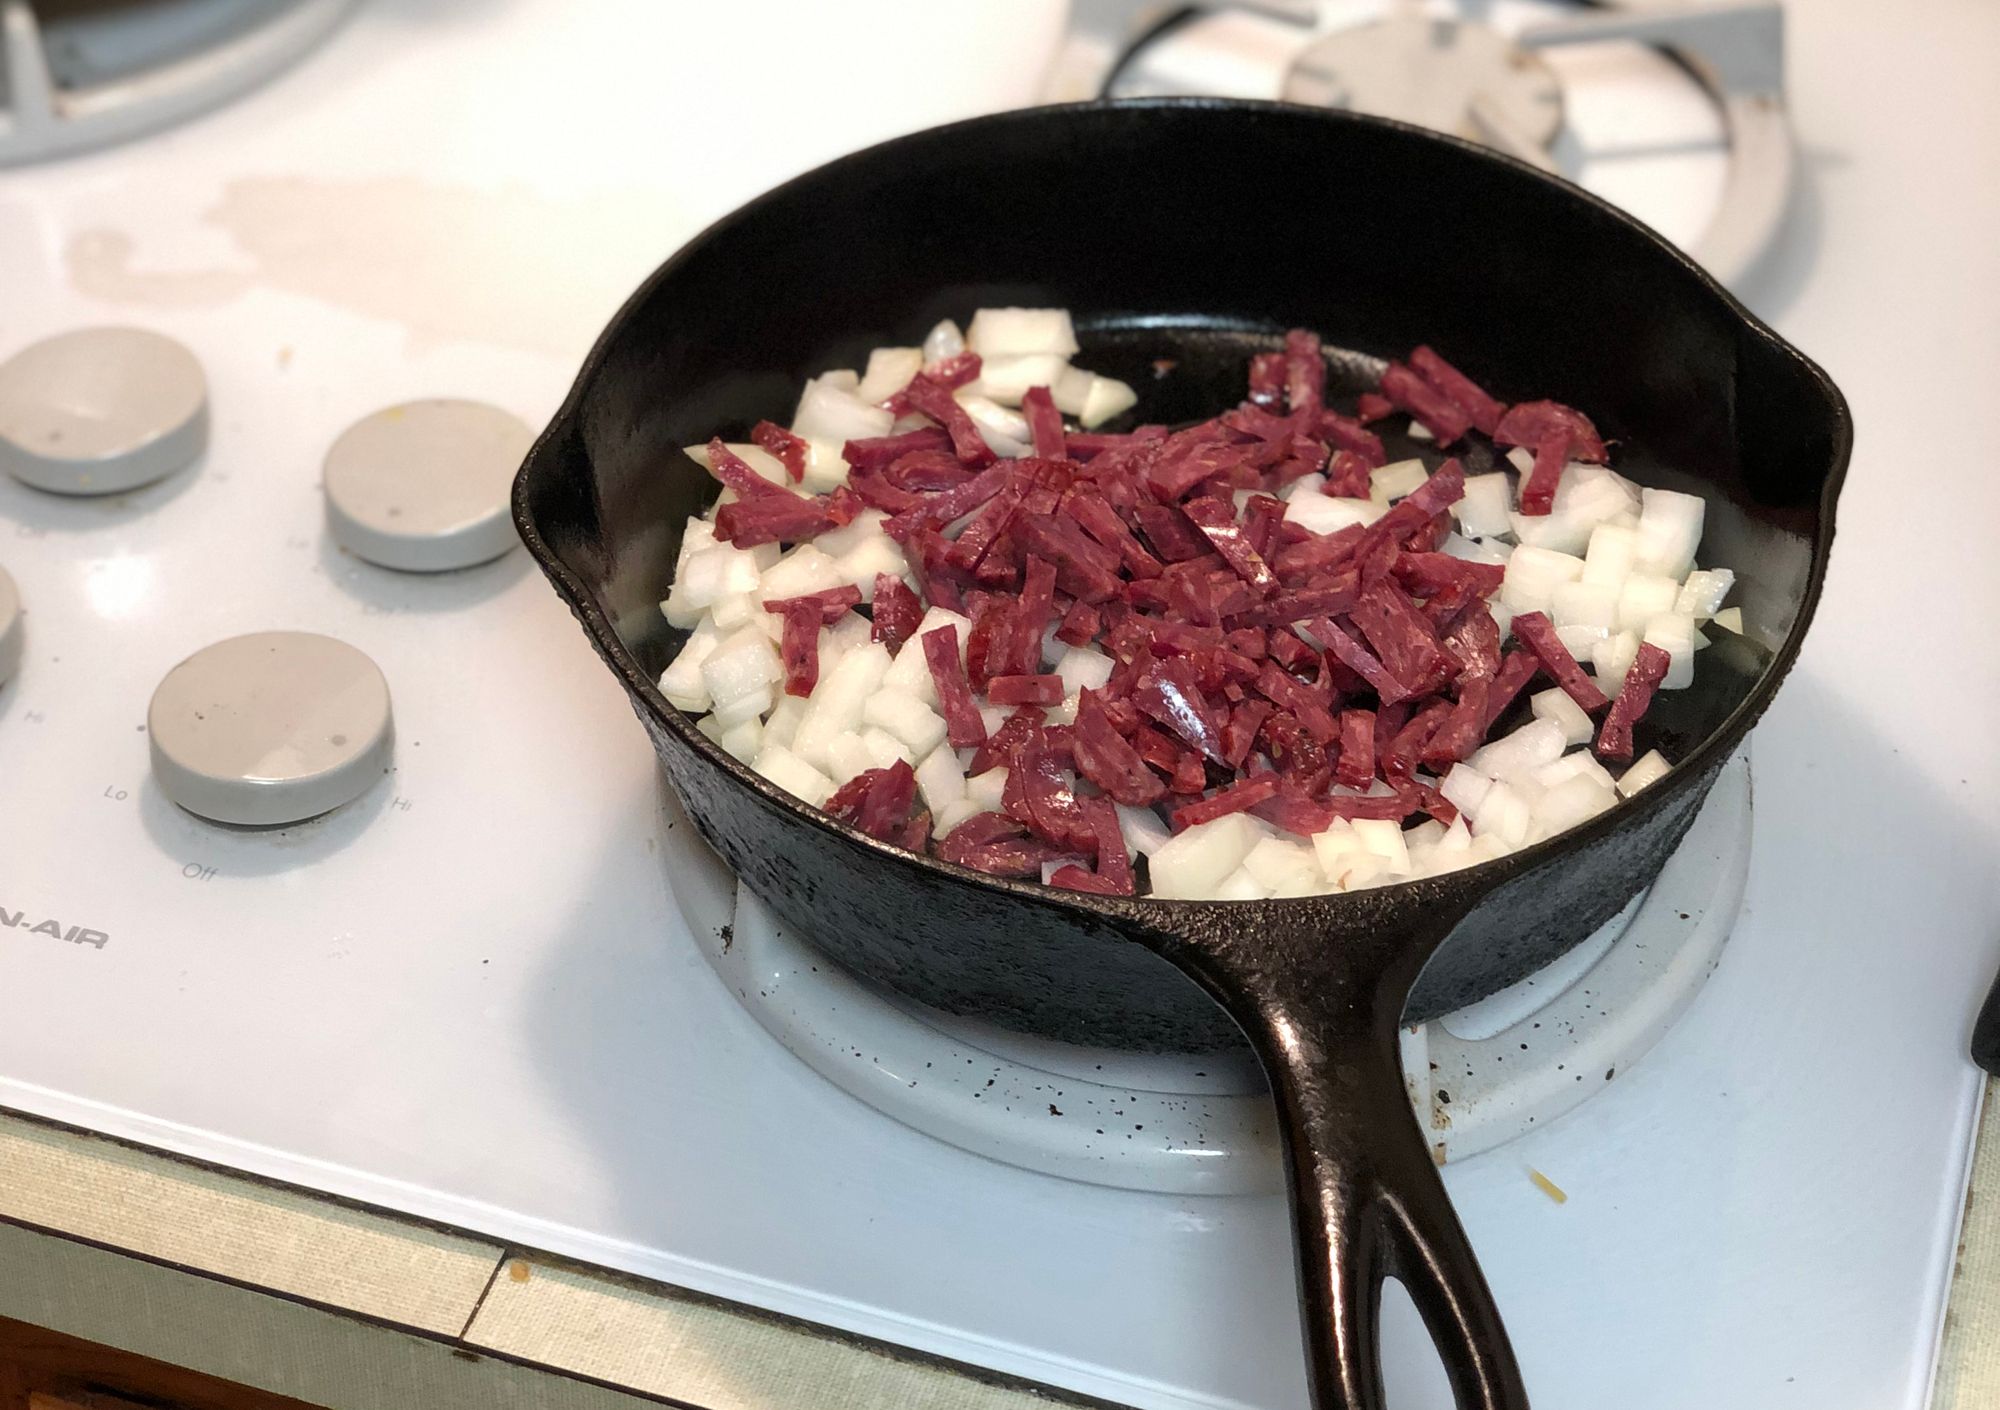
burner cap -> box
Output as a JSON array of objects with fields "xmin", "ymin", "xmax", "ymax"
[{"xmin": 1284, "ymin": 15, "xmax": 1563, "ymax": 155}]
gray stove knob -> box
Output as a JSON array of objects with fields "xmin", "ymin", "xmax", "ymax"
[
  {"xmin": 323, "ymin": 399, "xmax": 531, "ymax": 572},
  {"xmin": 0, "ymin": 328, "xmax": 207, "ymax": 495},
  {"xmin": 149, "ymin": 631, "xmax": 393, "ymax": 826}
]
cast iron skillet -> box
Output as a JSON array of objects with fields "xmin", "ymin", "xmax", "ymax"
[{"xmin": 514, "ymin": 100, "xmax": 1849, "ymax": 1409}]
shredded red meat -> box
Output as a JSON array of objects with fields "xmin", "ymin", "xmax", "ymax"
[
  {"xmin": 1595, "ymin": 642, "xmax": 1671, "ymax": 761},
  {"xmin": 751, "ymin": 421, "xmax": 809, "ymax": 482},
  {"xmin": 870, "ymin": 575, "xmax": 922, "ymax": 655},
  {"xmin": 1510, "ymin": 610, "xmax": 1612, "ymax": 713},
  {"xmin": 680, "ymin": 327, "xmax": 1682, "ymax": 896}
]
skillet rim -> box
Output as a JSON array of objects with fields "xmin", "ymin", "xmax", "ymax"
[{"xmin": 511, "ymin": 95, "xmax": 1853, "ymax": 931}]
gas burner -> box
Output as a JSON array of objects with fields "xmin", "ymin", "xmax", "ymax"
[
  {"xmin": 1042, "ymin": 1, "xmax": 1793, "ymax": 287},
  {"xmin": 678, "ymin": 751, "xmax": 1750, "ymax": 1196},
  {"xmin": 0, "ymin": 0, "xmax": 354, "ymax": 166}
]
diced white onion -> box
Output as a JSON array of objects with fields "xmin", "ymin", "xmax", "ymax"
[
  {"xmin": 1117, "ymin": 804, "xmax": 1173, "ymax": 859},
  {"xmin": 790, "ymin": 643, "xmax": 893, "ymax": 773},
  {"xmin": 751, "ymin": 743, "xmax": 835, "ymax": 809},
  {"xmin": 1634, "ymin": 487, "xmax": 1705, "ymax": 578},
  {"xmin": 934, "ymin": 797, "xmax": 983, "ymax": 838},
  {"xmin": 1530, "ymin": 687, "xmax": 1594, "ymax": 745},
  {"xmin": 1349, "ymin": 818, "xmax": 1412, "ymax": 875},
  {"xmin": 922, "ymin": 319, "xmax": 965, "ymax": 364},
  {"xmin": 792, "ymin": 377, "xmax": 894, "ymax": 443},
  {"xmin": 1591, "ymin": 630, "xmax": 1640, "ymax": 689},
  {"xmin": 1641, "ymin": 612, "xmax": 1697, "ymax": 689},
  {"xmin": 880, "ymin": 605, "xmax": 972, "ymax": 703},
  {"xmin": 757, "ymin": 543, "xmax": 845, "ymax": 603},
  {"xmin": 658, "ymin": 617, "xmax": 727, "ymax": 712},
  {"xmin": 966, "ymin": 308, "xmax": 1080, "ymax": 359},
  {"xmin": 1079, "ymin": 374, "xmax": 1138, "ymax": 429},
  {"xmin": 1500, "ymin": 544, "xmax": 1585, "ymax": 616},
  {"xmin": 1711, "ymin": 606, "xmax": 1744, "ymax": 634},
  {"xmin": 1242, "ymin": 836, "xmax": 1320, "ymax": 892},
  {"xmin": 857, "ymin": 347, "xmax": 923, "ymax": 404},
  {"xmin": 1288, "ymin": 494, "xmax": 1387, "ymax": 536},
  {"xmin": 1617, "ymin": 573, "xmax": 1681, "ymax": 632},
  {"xmin": 862, "ymin": 690, "xmax": 948, "ymax": 758},
  {"xmin": 1211, "ymin": 867, "xmax": 1273, "ymax": 900},
  {"xmin": 1149, "ymin": 813, "xmax": 1265, "ymax": 900},
  {"xmin": 1580, "ymin": 523, "xmax": 1641, "ymax": 590},
  {"xmin": 1616, "ymin": 750, "xmax": 1672, "ymax": 797},
  {"xmin": 701, "ymin": 626, "xmax": 784, "ymax": 710},
  {"xmin": 973, "ymin": 353, "xmax": 1072, "ymax": 407},
  {"xmin": 1454, "ymin": 472, "xmax": 1513, "ymax": 538},
  {"xmin": 1439, "ymin": 763, "xmax": 1493, "ymax": 815},
  {"xmin": 914, "ymin": 745, "xmax": 968, "ymax": 813},
  {"xmin": 763, "ymin": 695, "xmax": 807, "ymax": 751},
  {"xmin": 1470, "ymin": 717, "xmax": 1568, "ymax": 781},
  {"xmin": 965, "ymin": 767, "xmax": 1008, "ymax": 813},
  {"xmin": 1054, "ymin": 645, "xmax": 1115, "ymax": 698},
  {"xmin": 1371, "ymin": 458, "xmax": 1429, "ymax": 502},
  {"xmin": 1675, "ymin": 567, "xmax": 1735, "ymax": 619}
]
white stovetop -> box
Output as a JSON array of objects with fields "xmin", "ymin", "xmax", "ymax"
[{"xmin": 0, "ymin": 3, "xmax": 1995, "ymax": 1408}]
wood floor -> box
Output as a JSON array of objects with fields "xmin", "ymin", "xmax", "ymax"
[{"xmin": 0, "ymin": 1317, "xmax": 323, "ymax": 1410}]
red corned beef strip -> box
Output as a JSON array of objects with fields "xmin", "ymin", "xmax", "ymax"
[
  {"xmin": 1511, "ymin": 610, "xmax": 1612, "ymax": 712},
  {"xmin": 1082, "ymin": 797, "xmax": 1134, "ymax": 894},
  {"xmin": 1595, "ymin": 641, "xmax": 1670, "ymax": 761},
  {"xmin": 871, "ymin": 575, "xmax": 923, "ymax": 654},
  {"xmin": 775, "ymin": 601, "xmax": 822, "ymax": 697},
  {"xmin": 884, "ymin": 461, "xmax": 1013, "ymax": 541},
  {"xmin": 1065, "ymin": 425, "xmax": 1168, "ymax": 462},
  {"xmin": 1347, "ymin": 580, "xmax": 1453, "ymax": 693},
  {"xmin": 1355, "ymin": 392, "xmax": 1394, "ymax": 424},
  {"xmin": 884, "ymin": 351, "xmax": 980, "ymax": 416},
  {"xmin": 1518, "ymin": 433, "xmax": 1568, "ymax": 516},
  {"xmin": 1020, "ymin": 385, "xmax": 1067, "ymax": 459},
  {"xmin": 715, "ymin": 493, "xmax": 840, "ymax": 547},
  {"xmin": 1379, "ymin": 362, "xmax": 1473, "ymax": 444},
  {"xmin": 1134, "ymin": 656, "xmax": 1228, "ymax": 762},
  {"xmin": 750, "ymin": 421, "xmax": 809, "ymax": 482},
  {"xmin": 1409, "ymin": 346, "xmax": 1505, "ymax": 436},
  {"xmin": 1074, "ymin": 693, "xmax": 1166, "ymax": 806},
  {"xmin": 1324, "ymin": 788, "xmax": 1410, "ymax": 820},
  {"xmin": 1014, "ymin": 514, "xmax": 1125, "ymax": 602},
  {"xmin": 1316, "ymin": 616, "xmax": 1411, "ymax": 705},
  {"xmin": 1171, "ymin": 774, "xmax": 1280, "ymax": 831},
  {"xmin": 1336, "ymin": 708, "xmax": 1376, "ymax": 789},
  {"xmin": 1325, "ymin": 448, "xmax": 1374, "ymax": 498},
  {"xmin": 922, "ymin": 625, "xmax": 987, "ymax": 749},
  {"xmin": 1248, "ymin": 351, "xmax": 1287, "ymax": 409},
  {"xmin": 903, "ymin": 372, "xmax": 997, "ymax": 466},
  {"xmin": 937, "ymin": 812, "xmax": 1065, "ymax": 878},
  {"xmin": 1420, "ymin": 675, "xmax": 1492, "ymax": 770},
  {"xmin": 1252, "ymin": 782, "xmax": 1339, "ymax": 837},
  {"xmin": 823, "ymin": 761, "xmax": 921, "ymax": 845},
  {"xmin": 704, "ymin": 438, "xmax": 789, "ymax": 499},
  {"xmin": 843, "ymin": 426, "xmax": 951, "ymax": 470},
  {"xmin": 944, "ymin": 481, "xmax": 1027, "ymax": 571},
  {"xmin": 988, "ymin": 674, "xmax": 1063, "ymax": 706},
  {"xmin": 1442, "ymin": 604, "xmax": 1502, "ymax": 680},
  {"xmin": 968, "ymin": 705, "xmax": 1046, "ymax": 777},
  {"xmin": 1069, "ymin": 488, "xmax": 1165, "ymax": 578},
  {"xmin": 1284, "ymin": 329, "xmax": 1325, "ymax": 413},
  {"xmin": 762, "ymin": 585, "xmax": 862, "ymax": 625},
  {"xmin": 906, "ymin": 527, "xmax": 967, "ymax": 613},
  {"xmin": 1481, "ymin": 650, "xmax": 1542, "ymax": 730},
  {"xmin": 1055, "ymin": 599, "xmax": 1101, "ymax": 646},
  {"xmin": 886, "ymin": 450, "xmax": 974, "ymax": 492},
  {"xmin": 1392, "ymin": 552, "xmax": 1504, "ymax": 601},
  {"xmin": 1494, "ymin": 399, "xmax": 1607, "ymax": 463},
  {"xmin": 1132, "ymin": 503, "xmax": 1210, "ymax": 564},
  {"xmin": 1253, "ymin": 663, "xmax": 1338, "ymax": 745},
  {"xmin": 1181, "ymin": 495, "xmax": 1278, "ymax": 590},
  {"xmin": 1317, "ymin": 411, "xmax": 1386, "ymax": 465},
  {"xmin": 1223, "ymin": 698, "xmax": 1276, "ymax": 768},
  {"xmin": 1382, "ymin": 698, "xmax": 1453, "ymax": 779}
]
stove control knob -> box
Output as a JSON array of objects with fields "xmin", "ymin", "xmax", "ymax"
[
  {"xmin": 0, "ymin": 328, "xmax": 207, "ymax": 495},
  {"xmin": 323, "ymin": 400, "xmax": 531, "ymax": 572},
  {"xmin": 0, "ymin": 564, "xmax": 20, "ymax": 688},
  {"xmin": 149, "ymin": 632, "xmax": 393, "ymax": 827}
]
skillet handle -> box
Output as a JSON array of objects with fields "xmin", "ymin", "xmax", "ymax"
[{"xmin": 1250, "ymin": 974, "xmax": 1530, "ymax": 1410}]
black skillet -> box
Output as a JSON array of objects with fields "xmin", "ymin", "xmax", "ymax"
[{"xmin": 513, "ymin": 100, "xmax": 1849, "ymax": 1409}]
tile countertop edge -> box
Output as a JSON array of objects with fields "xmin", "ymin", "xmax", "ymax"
[{"xmin": 0, "ymin": 1107, "xmax": 1112, "ymax": 1410}]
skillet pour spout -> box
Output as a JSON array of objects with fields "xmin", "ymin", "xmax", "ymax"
[{"xmin": 515, "ymin": 99, "xmax": 1849, "ymax": 1410}]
